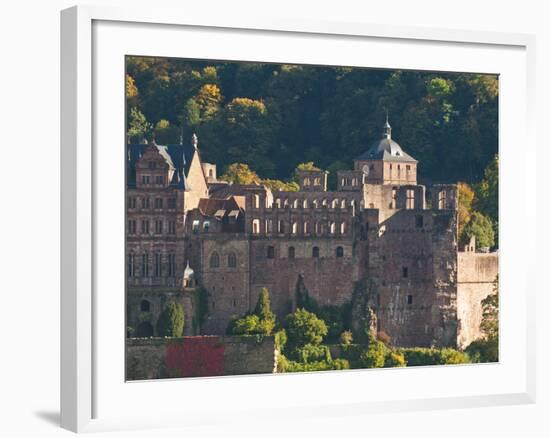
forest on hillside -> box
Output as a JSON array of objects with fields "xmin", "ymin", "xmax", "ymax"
[{"xmin": 126, "ymin": 56, "xmax": 498, "ymax": 187}]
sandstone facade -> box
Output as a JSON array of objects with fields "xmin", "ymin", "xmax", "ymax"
[{"xmin": 126, "ymin": 124, "xmax": 498, "ymax": 349}]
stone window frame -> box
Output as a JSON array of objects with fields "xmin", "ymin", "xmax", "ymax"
[
  {"xmin": 209, "ymin": 252, "xmax": 220, "ymax": 268},
  {"xmin": 141, "ymin": 219, "xmax": 150, "ymax": 235},
  {"xmin": 227, "ymin": 252, "xmax": 237, "ymax": 268},
  {"xmin": 267, "ymin": 246, "xmax": 275, "ymax": 259},
  {"xmin": 154, "ymin": 197, "xmax": 163, "ymax": 209},
  {"xmin": 167, "ymin": 253, "xmax": 176, "ymax": 276},
  {"xmin": 154, "ymin": 219, "xmax": 163, "ymax": 235},
  {"xmin": 128, "ymin": 253, "xmax": 135, "ymax": 277},
  {"xmin": 288, "ymin": 246, "xmax": 295, "ymax": 259},
  {"xmin": 154, "ymin": 253, "xmax": 162, "ymax": 277},
  {"xmin": 336, "ymin": 246, "xmax": 344, "ymax": 258},
  {"xmin": 140, "ymin": 299, "xmax": 151, "ymax": 312},
  {"xmin": 141, "ymin": 253, "xmax": 149, "ymax": 277},
  {"xmin": 128, "ymin": 219, "xmax": 136, "ymax": 235},
  {"xmin": 312, "ymin": 246, "xmax": 320, "ymax": 258}
]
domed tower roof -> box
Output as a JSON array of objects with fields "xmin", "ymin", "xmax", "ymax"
[{"xmin": 355, "ymin": 118, "xmax": 417, "ymax": 163}]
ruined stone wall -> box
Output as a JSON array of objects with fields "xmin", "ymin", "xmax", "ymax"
[
  {"xmin": 249, "ymin": 236, "xmax": 362, "ymax": 320},
  {"xmin": 367, "ymin": 209, "xmax": 459, "ymax": 347},
  {"xmin": 126, "ymin": 336, "xmax": 276, "ymax": 380},
  {"xmin": 189, "ymin": 234, "xmax": 251, "ymax": 334},
  {"xmin": 457, "ymin": 252, "xmax": 499, "ymax": 348}
]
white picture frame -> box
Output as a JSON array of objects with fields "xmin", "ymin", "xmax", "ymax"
[{"xmin": 60, "ymin": 4, "xmax": 536, "ymax": 433}]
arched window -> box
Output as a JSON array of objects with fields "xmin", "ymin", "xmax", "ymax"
[
  {"xmin": 227, "ymin": 252, "xmax": 237, "ymax": 268},
  {"xmin": 267, "ymin": 246, "xmax": 275, "ymax": 259},
  {"xmin": 336, "ymin": 246, "xmax": 344, "ymax": 258},
  {"xmin": 254, "ymin": 194, "xmax": 260, "ymax": 209},
  {"xmin": 322, "ymin": 199, "xmax": 328, "ymax": 207},
  {"xmin": 140, "ymin": 299, "xmax": 150, "ymax": 312},
  {"xmin": 208, "ymin": 169, "xmax": 213, "ymax": 177},
  {"xmin": 303, "ymin": 199, "xmax": 308, "ymax": 208},
  {"xmin": 275, "ymin": 198, "xmax": 281, "ymax": 208},
  {"xmin": 341, "ymin": 199, "xmax": 346, "ymax": 208},
  {"xmin": 292, "ymin": 222, "xmax": 298, "ymax": 234},
  {"xmin": 312, "ymin": 247, "xmax": 320, "ymax": 258},
  {"xmin": 303, "ymin": 221, "xmax": 309, "ymax": 234},
  {"xmin": 278, "ymin": 220, "xmax": 285, "ymax": 234},
  {"xmin": 293, "ymin": 199, "xmax": 299, "ymax": 209},
  {"xmin": 288, "ymin": 247, "xmax": 295, "ymax": 259},
  {"xmin": 210, "ymin": 252, "xmax": 220, "ymax": 268},
  {"xmin": 254, "ymin": 220, "xmax": 260, "ymax": 234},
  {"xmin": 304, "ymin": 177, "xmax": 310, "ymax": 186},
  {"xmin": 330, "ymin": 222, "xmax": 336, "ymax": 234},
  {"xmin": 332, "ymin": 199, "xmax": 338, "ymax": 209},
  {"xmin": 340, "ymin": 221, "xmax": 346, "ymax": 234},
  {"xmin": 312, "ymin": 199, "xmax": 318, "ymax": 208},
  {"xmin": 283, "ymin": 198, "xmax": 289, "ymax": 208}
]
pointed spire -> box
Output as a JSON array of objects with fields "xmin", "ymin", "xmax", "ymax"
[
  {"xmin": 383, "ymin": 110, "xmax": 392, "ymax": 139},
  {"xmin": 192, "ymin": 133, "xmax": 198, "ymax": 149}
]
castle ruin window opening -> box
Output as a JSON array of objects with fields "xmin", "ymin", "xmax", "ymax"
[
  {"xmin": 140, "ymin": 299, "xmax": 150, "ymax": 312},
  {"xmin": 210, "ymin": 252, "xmax": 220, "ymax": 268}
]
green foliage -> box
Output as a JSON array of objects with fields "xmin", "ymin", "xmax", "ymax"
[
  {"xmin": 127, "ymin": 107, "xmax": 152, "ymax": 143},
  {"xmin": 458, "ymin": 181, "xmax": 475, "ymax": 240},
  {"xmin": 156, "ymin": 302, "xmax": 184, "ymax": 337},
  {"xmin": 231, "ymin": 314, "xmax": 261, "ymax": 335},
  {"xmin": 359, "ymin": 335, "xmax": 387, "ymax": 368},
  {"xmin": 465, "ymin": 276, "xmax": 499, "ymax": 363},
  {"xmin": 400, "ymin": 347, "xmax": 470, "ymax": 366},
  {"xmin": 289, "ymin": 344, "xmax": 332, "ymax": 364},
  {"xmin": 340, "ymin": 330, "xmax": 353, "ymax": 345},
  {"xmin": 384, "ymin": 350, "xmax": 406, "ymax": 367},
  {"xmin": 126, "ymin": 57, "xmax": 498, "ymax": 185},
  {"xmin": 194, "ymin": 287, "xmax": 209, "ymax": 327},
  {"xmin": 219, "ymin": 163, "xmax": 261, "ymax": 185},
  {"xmin": 279, "ymin": 357, "xmax": 350, "ymax": 373},
  {"xmin": 475, "ymin": 154, "xmax": 499, "ymax": 223},
  {"xmin": 286, "ymin": 309, "xmax": 328, "ymax": 347},
  {"xmin": 274, "ymin": 329, "xmax": 287, "ymax": 351},
  {"xmin": 230, "ymin": 287, "xmax": 276, "ymax": 335},
  {"xmin": 261, "ymin": 179, "xmax": 300, "ymax": 192},
  {"xmin": 462, "ymin": 211, "xmax": 495, "ymax": 249}
]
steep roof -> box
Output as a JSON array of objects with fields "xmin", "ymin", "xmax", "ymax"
[
  {"xmin": 127, "ymin": 142, "xmax": 199, "ymax": 189},
  {"xmin": 355, "ymin": 120, "xmax": 417, "ymax": 163}
]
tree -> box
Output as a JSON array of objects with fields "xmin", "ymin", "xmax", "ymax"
[
  {"xmin": 480, "ymin": 276, "xmax": 499, "ymax": 340},
  {"xmin": 230, "ymin": 288, "xmax": 276, "ymax": 335},
  {"xmin": 292, "ymin": 162, "xmax": 321, "ymax": 182},
  {"xmin": 359, "ymin": 334, "xmax": 387, "ymax": 368},
  {"xmin": 458, "ymin": 182, "xmax": 475, "ymax": 240},
  {"xmin": 156, "ymin": 302, "xmax": 184, "ymax": 337},
  {"xmin": 462, "ymin": 211, "xmax": 495, "ymax": 249},
  {"xmin": 127, "ymin": 107, "xmax": 152, "ymax": 143},
  {"xmin": 475, "ymin": 154, "xmax": 498, "ymax": 221},
  {"xmin": 219, "ymin": 163, "xmax": 261, "ymax": 185},
  {"xmin": 286, "ymin": 309, "xmax": 328, "ymax": 347}
]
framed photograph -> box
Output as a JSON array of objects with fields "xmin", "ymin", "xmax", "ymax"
[{"xmin": 61, "ymin": 5, "xmax": 536, "ymax": 432}]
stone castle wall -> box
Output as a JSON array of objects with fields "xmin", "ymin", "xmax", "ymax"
[
  {"xmin": 456, "ymin": 252, "xmax": 499, "ymax": 348},
  {"xmin": 126, "ymin": 336, "xmax": 276, "ymax": 380}
]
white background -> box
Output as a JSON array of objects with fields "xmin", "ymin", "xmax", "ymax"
[{"xmin": 0, "ymin": 0, "xmax": 546, "ymax": 437}]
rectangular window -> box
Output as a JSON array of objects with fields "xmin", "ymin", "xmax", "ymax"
[
  {"xmin": 148, "ymin": 161, "xmax": 156, "ymax": 169},
  {"xmin": 141, "ymin": 175, "xmax": 150, "ymax": 185},
  {"xmin": 406, "ymin": 189, "xmax": 415, "ymax": 209},
  {"xmin": 402, "ymin": 267, "xmax": 409, "ymax": 278},
  {"xmin": 141, "ymin": 220, "xmax": 149, "ymax": 235},
  {"xmin": 155, "ymin": 175, "xmax": 164, "ymax": 185},
  {"xmin": 128, "ymin": 220, "xmax": 136, "ymax": 234},
  {"xmin": 168, "ymin": 220, "xmax": 176, "ymax": 234},
  {"xmin": 154, "ymin": 253, "xmax": 162, "ymax": 277},
  {"xmin": 141, "ymin": 253, "xmax": 149, "ymax": 277},
  {"xmin": 155, "ymin": 220, "xmax": 163, "ymax": 234},
  {"xmin": 415, "ymin": 215, "xmax": 424, "ymax": 228},
  {"xmin": 128, "ymin": 197, "xmax": 136, "ymax": 209},
  {"xmin": 168, "ymin": 254, "xmax": 175, "ymax": 276},
  {"xmin": 203, "ymin": 221, "xmax": 210, "ymax": 232},
  {"xmin": 167, "ymin": 198, "xmax": 176, "ymax": 209},
  {"xmin": 128, "ymin": 254, "xmax": 135, "ymax": 277},
  {"xmin": 154, "ymin": 198, "xmax": 163, "ymax": 209},
  {"xmin": 141, "ymin": 197, "xmax": 150, "ymax": 209},
  {"xmin": 407, "ymin": 295, "xmax": 413, "ymax": 305},
  {"xmin": 192, "ymin": 220, "xmax": 200, "ymax": 233}
]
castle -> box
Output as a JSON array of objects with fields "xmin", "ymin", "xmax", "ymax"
[{"xmin": 126, "ymin": 121, "xmax": 498, "ymax": 349}]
